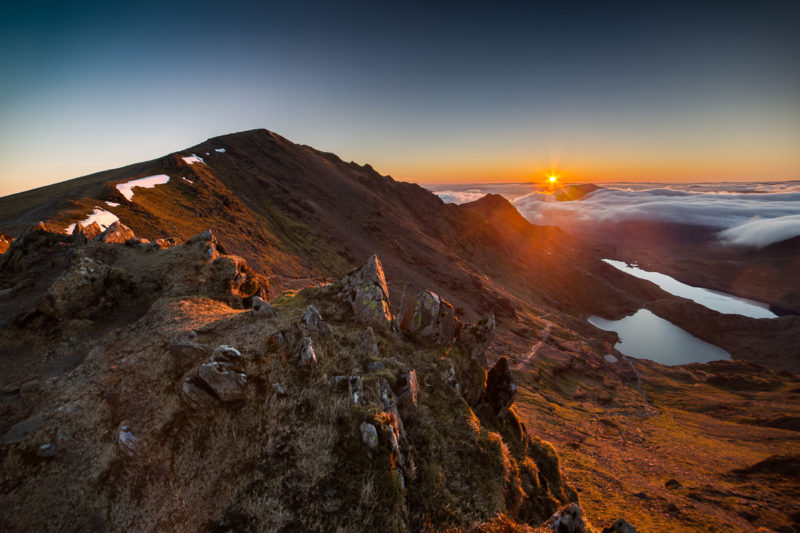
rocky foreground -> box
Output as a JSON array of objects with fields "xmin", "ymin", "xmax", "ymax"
[{"xmin": 0, "ymin": 222, "xmax": 637, "ymax": 532}]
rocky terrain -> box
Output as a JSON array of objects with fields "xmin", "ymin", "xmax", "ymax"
[{"xmin": 1, "ymin": 129, "xmax": 798, "ymax": 532}]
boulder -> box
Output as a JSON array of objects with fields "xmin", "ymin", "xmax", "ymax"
[
  {"xmin": 96, "ymin": 221, "xmax": 135, "ymax": 244},
  {"xmin": 543, "ymin": 503, "xmax": 593, "ymax": 533},
  {"xmin": 252, "ymin": 296, "xmax": 276, "ymax": 316},
  {"xmin": 338, "ymin": 255, "xmax": 393, "ymax": 329},
  {"xmin": 212, "ymin": 345, "xmax": 243, "ymax": 363},
  {"xmin": 197, "ymin": 362, "xmax": 247, "ymax": 402},
  {"xmin": 302, "ymin": 305, "xmax": 331, "ymax": 337},
  {"xmin": 457, "ymin": 314, "xmax": 495, "ymax": 364},
  {"xmin": 168, "ymin": 338, "xmax": 207, "ymax": 374},
  {"xmin": 360, "ymin": 327, "xmax": 379, "ymax": 355},
  {"xmin": 360, "ymin": 421, "xmax": 379, "ymax": 448},
  {"xmin": 37, "ymin": 256, "xmax": 109, "ymax": 317},
  {"xmin": 602, "ymin": 519, "xmax": 639, "ymax": 533},
  {"xmin": 484, "ymin": 356, "xmax": 517, "ymax": 419},
  {"xmin": 401, "ymin": 291, "xmax": 461, "ymax": 345},
  {"xmin": 298, "ymin": 337, "xmax": 318, "ymax": 366},
  {"xmin": 397, "ymin": 370, "xmax": 419, "ymax": 420},
  {"xmin": 181, "ymin": 378, "xmax": 217, "ymax": 408}
]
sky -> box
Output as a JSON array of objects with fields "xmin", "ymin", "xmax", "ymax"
[{"xmin": 1, "ymin": 0, "xmax": 799, "ymax": 196}]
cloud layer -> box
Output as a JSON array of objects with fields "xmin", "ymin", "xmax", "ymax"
[{"xmin": 427, "ymin": 182, "xmax": 800, "ymax": 247}]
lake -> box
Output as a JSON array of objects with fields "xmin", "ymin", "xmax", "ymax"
[
  {"xmin": 589, "ymin": 309, "xmax": 732, "ymax": 366},
  {"xmin": 603, "ymin": 259, "xmax": 777, "ymax": 319}
]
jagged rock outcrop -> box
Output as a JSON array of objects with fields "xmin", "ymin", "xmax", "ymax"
[
  {"xmin": 457, "ymin": 314, "xmax": 496, "ymax": 364},
  {"xmin": 36, "ymin": 256, "xmax": 109, "ymax": 318},
  {"xmin": 71, "ymin": 221, "xmax": 102, "ymax": 244},
  {"xmin": 0, "ymin": 223, "xmax": 584, "ymax": 533},
  {"xmin": 397, "ymin": 369, "xmax": 419, "ymax": 420},
  {"xmin": 360, "ymin": 327, "xmax": 379, "ymax": 355},
  {"xmin": 298, "ymin": 337, "xmax": 317, "ymax": 366},
  {"xmin": 338, "ymin": 255, "xmax": 393, "ymax": 328},
  {"xmin": 96, "ymin": 221, "xmax": 136, "ymax": 243},
  {"xmin": 401, "ymin": 290, "xmax": 461, "ymax": 344},
  {"xmin": 484, "ymin": 356, "xmax": 517, "ymax": 419},
  {"xmin": 302, "ymin": 305, "xmax": 331, "ymax": 337}
]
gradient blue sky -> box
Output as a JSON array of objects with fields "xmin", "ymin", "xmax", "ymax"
[{"xmin": 1, "ymin": 0, "xmax": 799, "ymax": 195}]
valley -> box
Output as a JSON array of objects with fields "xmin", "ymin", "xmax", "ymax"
[{"xmin": 0, "ymin": 129, "xmax": 798, "ymax": 532}]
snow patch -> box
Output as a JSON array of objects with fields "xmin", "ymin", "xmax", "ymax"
[
  {"xmin": 105, "ymin": 201, "xmax": 120, "ymax": 207},
  {"xmin": 116, "ymin": 174, "xmax": 171, "ymax": 201},
  {"xmin": 182, "ymin": 176, "xmax": 194, "ymax": 184},
  {"xmin": 182, "ymin": 154, "xmax": 205, "ymax": 165},
  {"xmin": 65, "ymin": 207, "xmax": 119, "ymax": 234},
  {"xmin": 215, "ymin": 148, "xmax": 226, "ymax": 153}
]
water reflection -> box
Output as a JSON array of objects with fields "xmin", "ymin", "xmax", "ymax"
[
  {"xmin": 603, "ymin": 259, "xmax": 777, "ymax": 319},
  {"xmin": 589, "ymin": 309, "xmax": 732, "ymax": 366}
]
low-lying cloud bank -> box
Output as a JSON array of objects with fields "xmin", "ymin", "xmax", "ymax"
[
  {"xmin": 719, "ymin": 215, "xmax": 800, "ymax": 248},
  {"xmin": 427, "ymin": 182, "xmax": 800, "ymax": 247}
]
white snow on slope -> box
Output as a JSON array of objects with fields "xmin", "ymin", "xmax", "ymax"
[
  {"xmin": 106, "ymin": 201, "xmax": 120, "ymax": 207},
  {"xmin": 65, "ymin": 207, "xmax": 119, "ymax": 234},
  {"xmin": 116, "ymin": 174, "xmax": 171, "ymax": 201},
  {"xmin": 215, "ymin": 148, "xmax": 226, "ymax": 153},
  {"xmin": 182, "ymin": 154, "xmax": 205, "ymax": 165},
  {"xmin": 182, "ymin": 176, "xmax": 194, "ymax": 184}
]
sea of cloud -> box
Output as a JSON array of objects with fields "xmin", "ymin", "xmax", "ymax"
[{"xmin": 426, "ymin": 181, "xmax": 800, "ymax": 248}]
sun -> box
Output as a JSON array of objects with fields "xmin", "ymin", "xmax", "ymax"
[{"xmin": 549, "ymin": 176, "xmax": 557, "ymax": 184}]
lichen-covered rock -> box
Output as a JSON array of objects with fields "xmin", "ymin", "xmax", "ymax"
[
  {"xmin": 338, "ymin": 255, "xmax": 393, "ymax": 329},
  {"xmin": 298, "ymin": 337, "xmax": 317, "ymax": 366},
  {"xmin": 401, "ymin": 290, "xmax": 461, "ymax": 345},
  {"xmin": 484, "ymin": 356, "xmax": 517, "ymax": 419},
  {"xmin": 397, "ymin": 369, "xmax": 419, "ymax": 420},
  {"xmin": 457, "ymin": 314, "xmax": 496, "ymax": 364},
  {"xmin": 37, "ymin": 256, "xmax": 109, "ymax": 317},
  {"xmin": 197, "ymin": 362, "xmax": 247, "ymax": 402},
  {"xmin": 360, "ymin": 422, "xmax": 379, "ymax": 448},
  {"xmin": 302, "ymin": 305, "xmax": 331, "ymax": 337},
  {"xmin": 541, "ymin": 503, "xmax": 593, "ymax": 533},
  {"xmin": 96, "ymin": 221, "xmax": 136, "ymax": 244}
]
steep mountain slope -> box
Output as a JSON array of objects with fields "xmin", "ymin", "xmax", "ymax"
[{"xmin": 1, "ymin": 129, "xmax": 799, "ymax": 532}]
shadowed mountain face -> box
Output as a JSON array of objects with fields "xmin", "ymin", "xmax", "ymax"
[{"xmin": 1, "ymin": 129, "xmax": 799, "ymax": 532}]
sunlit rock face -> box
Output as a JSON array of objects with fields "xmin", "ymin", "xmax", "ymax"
[
  {"xmin": 338, "ymin": 255, "xmax": 393, "ymax": 328},
  {"xmin": 401, "ymin": 290, "xmax": 461, "ymax": 345}
]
